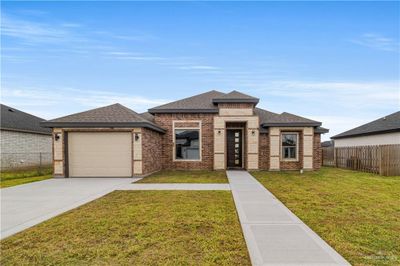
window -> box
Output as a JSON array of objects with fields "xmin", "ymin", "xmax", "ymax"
[
  {"xmin": 175, "ymin": 129, "xmax": 200, "ymax": 160},
  {"xmin": 282, "ymin": 133, "xmax": 298, "ymax": 160}
]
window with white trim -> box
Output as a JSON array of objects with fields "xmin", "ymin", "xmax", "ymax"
[
  {"xmin": 281, "ymin": 133, "xmax": 298, "ymax": 160},
  {"xmin": 175, "ymin": 129, "xmax": 200, "ymax": 160}
]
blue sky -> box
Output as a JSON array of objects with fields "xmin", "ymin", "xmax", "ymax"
[{"xmin": 1, "ymin": 1, "xmax": 399, "ymax": 140}]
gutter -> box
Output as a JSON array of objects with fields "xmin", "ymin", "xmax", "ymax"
[
  {"xmin": 40, "ymin": 121, "xmax": 166, "ymax": 134},
  {"xmin": 0, "ymin": 127, "xmax": 52, "ymax": 136},
  {"xmin": 212, "ymin": 98, "xmax": 259, "ymax": 104},
  {"xmin": 261, "ymin": 122, "xmax": 322, "ymax": 127},
  {"xmin": 148, "ymin": 108, "xmax": 219, "ymax": 114}
]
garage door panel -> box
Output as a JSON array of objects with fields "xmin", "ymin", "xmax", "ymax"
[
  {"xmin": 69, "ymin": 167, "xmax": 132, "ymax": 177},
  {"xmin": 68, "ymin": 132, "xmax": 132, "ymax": 177}
]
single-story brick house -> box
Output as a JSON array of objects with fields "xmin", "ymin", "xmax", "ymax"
[
  {"xmin": 1, "ymin": 104, "xmax": 52, "ymax": 170},
  {"xmin": 41, "ymin": 90, "xmax": 328, "ymax": 177}
]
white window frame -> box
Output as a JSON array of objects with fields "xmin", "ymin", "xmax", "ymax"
[
  {"xmin": 172, "ymin": 121, "xmax": 202, "ymax": 162},
  {"xmin": 281, "ymin": 132, "xmax": 299, "ymax": 161}
]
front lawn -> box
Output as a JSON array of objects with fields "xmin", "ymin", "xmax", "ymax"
[
  {"xmin": 137, "ymin": 170, "xmax": 228, "ymax": 183},
  {"xmin": 1, "ymin": 190, "xmax": 250, "ymax": 265},
  {"xmin": 251, "ymin": 167, "xmax": 400, "ymax": 266},
  {"xmin": 0, "ymin": 167, "xmax": 52, "ymax": 188}
]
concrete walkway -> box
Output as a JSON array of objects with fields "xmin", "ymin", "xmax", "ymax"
[
  {"xmin": 227, "ymin": 171, "xmax": 350, "ymax": 266},
  {"xmin": 117, "ymin": 183, "xmax": 230, "ymax": 190}
]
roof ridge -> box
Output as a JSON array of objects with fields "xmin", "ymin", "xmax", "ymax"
[{"xmin": 113, "ymin": 103, "xmax": 149, "ymax": 122}]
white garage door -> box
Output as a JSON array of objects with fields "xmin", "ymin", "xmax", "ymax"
[{"xmin": 68, "ymin": 132, "xmax": 132, "ymax": 177}]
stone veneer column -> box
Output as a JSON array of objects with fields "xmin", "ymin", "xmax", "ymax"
[
  {"xmin": 214, "ymin": 117, "xmax": 226, "ymax": 170},
  {"xmin": 53, "ymin": 128, "xmax": 64, "ymax": 176},
  {"xmin": 303, "ymin": 127, "xmax": 314, "ymax": 170},
  {"xmin": 269, "ymin": 127, "xmax": 280, "ymax": 170},
  {"xmin": 132, "ymin": 128, "xmax": 143, "ymax": 175},
  {"xmin": 247, "ymin": 117, "xmax": 259, "ymax": 170}
]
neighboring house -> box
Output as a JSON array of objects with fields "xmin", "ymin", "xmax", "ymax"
[
  {"xmin": 331, "ymin": 111, "xmax": 400, "ymax": 147},
  {"xmin": 41, "ymin": 90, "xmax": 328, "ymax": 177},
  {"xmin": 321, "ymin": 140, "xmax": 334, "ymax": 148},
  {"xmin": 0, "ymin": 104, "xmax": 52, "ymax": 170}
]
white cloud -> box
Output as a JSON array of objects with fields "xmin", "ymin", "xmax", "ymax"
[
  {"xmin": 351, "ymin": 33, "xmax": 399, "ymax": 52},
  {"xmin": 1, "ymin": 86, "xmax": 169, "ymax": 119},
  {"xmin": 61, "ymin": 23, "xmax": 81, "ymax": 28},
  {"xmin": 177, "ymin": 65, "xmax": 220, "ymax": 70},
  {"xmin": 1, "ymin": 15, "xmax": 71, "ymax": 43}
]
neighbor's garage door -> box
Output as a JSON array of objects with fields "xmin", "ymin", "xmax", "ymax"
[{"xmin": 68, "ymin": 132, "xmax": 132, "ymax": 177}]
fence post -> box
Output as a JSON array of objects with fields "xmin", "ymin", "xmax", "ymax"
[
  {"xmin": 334, "ymin": 148, "xmax": 338, "ymax": 168},
  {"xmin": 39, "ymin": 152, "xmax": 42, "ymax": 175},
  {"xmin": 379, "ymin": 146, "xmax": 382, "ymax": 175}
]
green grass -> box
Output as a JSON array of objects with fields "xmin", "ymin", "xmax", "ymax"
[
  {"xmin": 251, "ymin": 167, "xmax": 400, "ymax": 266},
  {"xmin": 137, "ymin": 170, "xmax": 228, "ymax": 183},
  {"xmin": 1, "ymin": 190, "xmax": 250, "ymax": 265},
  {"xmin": 0, "ymin": 167, "xmax": 52, "ymax": 188}
]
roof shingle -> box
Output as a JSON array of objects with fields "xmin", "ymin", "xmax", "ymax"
[
  {"xmin": 41, "ymin": 104, "xmax": 165, "ymax": 133},
  {"xmin": 256, "ymin": 108, "xmax": 321, "ymax": 126},
  {"xmin": 212, "ymin": 90, "xmax": 259, "ymax": 104},
  {"xmin": 148, "ymin": 90, "xmax": 224, "ymax": 113},
  {"xmin": 0, "ymin": 104, "xmax": 51, "ymax": 135}
]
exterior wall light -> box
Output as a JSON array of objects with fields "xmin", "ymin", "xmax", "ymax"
[
  {"xmin": 54, "ymin": 133, "xmax": 61, "ymax": 141},
  {"xmin": 135, "ymin": 133, "xmax": 140, "ymax": 141}
]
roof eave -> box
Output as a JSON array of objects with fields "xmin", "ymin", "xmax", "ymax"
[
  {"xmin": 315, "ymin": 127, "xmax": 329, "ymax": 134},
  {"xmin": 148, "ymin": 108, "xmax": 219, "ymax": 114},
  {"xmin": 331, "ymin": 128, "xmax": 400, "ymax": 139},
  {"xmin": 0, "ymin": 127, "xmax": 52, "ymax": 135},
  {"xmin": 40, "ymin": 122, "xmax": 166, "ymax": 133}
]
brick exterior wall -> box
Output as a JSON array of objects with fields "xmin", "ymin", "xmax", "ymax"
[
  {"xmin": 141, "ymin": 128, "xmax": 163, "ymax": 175},
  {"xmin": 154, "ymin": 113, "xmax": 214, "ymax": 170},
  {"xmin": 259, "ymin": 133, "xmax": 269, "ymax": 170},
  {"xmin": 313, "ymin": 133, "xmax": 322, "ymax": 170},
  {"xmin": 0, "ymin": 130, "xmax": 52, "ymax": 170},
  {"xmin": 280, "ymin": 131, "xmax": 304, "ymax": 170}
]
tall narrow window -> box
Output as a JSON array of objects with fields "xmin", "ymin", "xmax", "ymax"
[
  {"xmin": 175, "ymin": 129, "xmax": 200, "ymax": 160},
  {"xmin": 282, "ymin": 133, "xmax": 298, "ymax": 160}
]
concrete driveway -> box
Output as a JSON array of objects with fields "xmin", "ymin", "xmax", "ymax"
[{"xmin": 1, "ymin": 178, "xmax": 134, "ymax": 239}]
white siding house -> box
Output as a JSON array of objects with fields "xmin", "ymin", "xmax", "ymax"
[{"xmin": 331, "ymin": 111, "xmax": 400, "ymax": 147}]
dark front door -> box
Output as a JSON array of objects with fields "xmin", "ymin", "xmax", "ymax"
[{"xmin": 227, "ymin": 129, "xmax": 243, "ymax": 168}]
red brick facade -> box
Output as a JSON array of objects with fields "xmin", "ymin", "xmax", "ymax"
[
  {"xmin": 151, "ymin": 115, "xmax": 322, "ymax": 171},
  {"xmin": 259, "ymin": 133, "xmax": 269, "ymax": 170},
  {"xmin": 142, "ymin": 128, "xmax": 163, "ymax": 175},
  {"xmin": 313, "ymin": 133, "xmax": 322, "ymax": 170},
  {"xmin": 154, "ymin": 113, "xmax": 215, "ymax": 170}
]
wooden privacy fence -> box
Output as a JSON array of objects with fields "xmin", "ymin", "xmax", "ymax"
[{"xmin": 323, "ymin": 144, "xmax": 400, "ymax": 176}]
